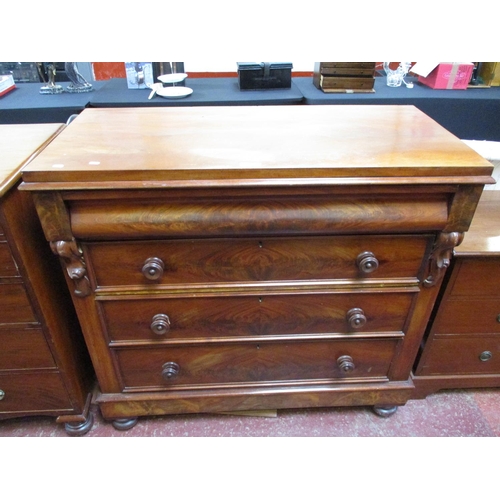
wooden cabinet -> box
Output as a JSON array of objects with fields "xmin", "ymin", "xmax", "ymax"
[
  {"xmin": 20, "ymin": 106, "xmax": 493, "ymax": 429},
  {"xmin": 414, "ymin": 191, "xmax": 500, "ymax": 395},
  {"xmin": 0, "ymin": 124, "xmax": 94, "ymax": 435}
]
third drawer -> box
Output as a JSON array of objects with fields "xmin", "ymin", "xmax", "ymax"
[{"xmin": 113, "ymin": 338, "xmax": 400, "ymax": 390}]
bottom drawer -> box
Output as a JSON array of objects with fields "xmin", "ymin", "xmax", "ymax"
[
  {"xmin": 418, "ymin": 336, "xmax": 500, "ymax": 376},
  {"xmin": 114, "ymin": 339, "xmax": 399, "ymax": 390},
  {"xmin": 0, "ymin": 372, "xmax": 72, "ymax": 413}
]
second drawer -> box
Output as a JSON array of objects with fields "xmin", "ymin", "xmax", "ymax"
[
  {"xmin": 430, "ymin": 298, "xmax": 500, "ymax": 335},
  {"xmin": 100, "ymin": 291, "xmax": 415, "ymax": 342}
]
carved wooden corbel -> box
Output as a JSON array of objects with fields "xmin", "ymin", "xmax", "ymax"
[
  {"xmin": 50, "ymin": 239, "xmax": 91, "ymax": 297},
  {"xmin": 423, "ymin": 231, "xmax": 464, "ymax": 287}
]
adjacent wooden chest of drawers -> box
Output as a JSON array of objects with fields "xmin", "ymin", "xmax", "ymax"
[
  {"xmin": 0, "ymin": 124, "xmax": 94, "ymax": 435},
  {"xmin": 21, "ymin": 105, "xmax": 493, "ymax": 429},
  {"xmin": 414, "ymin": 191, "xmax": 500, "ymax": 395}
]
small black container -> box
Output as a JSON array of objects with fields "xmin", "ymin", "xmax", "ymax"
[{"xmin": 237, "ymin": 62, "xmax": 292, "ymax": 90}]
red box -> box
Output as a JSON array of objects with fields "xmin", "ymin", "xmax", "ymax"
[{"xmin": 418, "ymin": 63, "xmax": 474, "ymax": 90}]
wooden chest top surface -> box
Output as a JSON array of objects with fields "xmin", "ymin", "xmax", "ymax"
[
  {"xmin": 0, "ymin": 123, "xmax": 63, "ymax": 196},
  {"xmin": 20, "ymin": 106, "xmax": 493, "ymax": 186},
  {"xmin": 456, "ymin": 191, "xmax": 500, "ymax": 256}
]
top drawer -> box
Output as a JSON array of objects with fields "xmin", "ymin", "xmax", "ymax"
[
  {"xmin": 85, "ymin": 235, "xmax": 431, "ymax": 288},
  {"xmin": 69, "ymin": 194, "xmax": 449, "ymax": 239}
]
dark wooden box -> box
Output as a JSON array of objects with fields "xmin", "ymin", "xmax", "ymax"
[{"xmin": 313, "ymin": 62, "xmax": 376, "ymax": 93}]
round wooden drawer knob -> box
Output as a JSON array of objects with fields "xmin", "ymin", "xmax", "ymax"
[
  {"xmin": 151, "ymin": 314, "xmax": 171, "ymax": 335},
  {"xmin": 0, "ymin": 389, "xmax": 4, "ymax": 401},
  {"xmin": 356, "ymin": 251, "xmax": 379, "ymax": 274},
  {"xmin": 346, "ymin": 308, "xmax": 367, "ymax": 329},
  {"xmin": 479, "ymin": 351, "xmax": 492, "ymax": 362},
  {"xmin": 142, "ymin": 257, "xmax": 165, "ymax": 281},
  {"xmin": 337, "ymin": 355, "xmax": 355, "ymax": 373},
  {"xmin": 162, "ymin": 362, "xmax": 180, "ymax": 380}
]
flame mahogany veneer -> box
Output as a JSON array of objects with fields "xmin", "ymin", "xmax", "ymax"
[{"xmin": 21, "ymin": 105, "xmax": 494, "ymax": 429}]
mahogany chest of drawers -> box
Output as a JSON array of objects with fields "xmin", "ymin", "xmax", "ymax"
[
  {"xmin": 0, "ymin": 124, "xmax": 94, "ymax": 435},
  {"xmin": 414, "ymin": 191, "xmax": 500, "ymax": 395},
  {"xmin": 21, "ymin": 105, "xmax": 493, "ymax": 429}
]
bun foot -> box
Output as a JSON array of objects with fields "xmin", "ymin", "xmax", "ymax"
[
  {"xmin": 112, "ymin": 417, "xmax": 139, "ymax": 431},
  {"xmin": 64, "ymin": 412, "xmax": 94, "ymax": 436},
  {"xmin": 373, "ymin": 405, "xmax": 398, "ymax": 418}
]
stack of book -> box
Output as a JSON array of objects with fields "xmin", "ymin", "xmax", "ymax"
[
  {"xmin": 0, "ymin": 74, "xmax": 16, "ymax": 97},
  {"xmin": 313, "ymin": 62, "xmax": 376, "ymax": 93}
]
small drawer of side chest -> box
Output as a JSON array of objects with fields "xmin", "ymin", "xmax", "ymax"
[
  {"xmin": 0, "ymin": 327, "xmax": 56, "ymax": 370},
  {"xmin": 448, "ymin": 259, "xmax": 500, "ymax": 298},
  {"xmin": 0, "ymin": 372, "xmax": 72, "ymax": 413},
  {"xmin": 0, "ymin": 284, "xmax": 37, "ymax": 323},
  {"xmin": 430, "ymin": 298, "xmax": 500, "ymax": 335},
  {"xmin": 114, "ymin": 338, "xmax": 399, "ymax": 390},
  {"xmin": 0, "ymin": 242, "xmax": 19, "ymax": 278},
  {"xmin": 417, "ymin": 336, "xmax": 500, "ymax": 376},
  {"xmin": 85, "ymin": 235, "xmax": 432, "ymax": 288}
]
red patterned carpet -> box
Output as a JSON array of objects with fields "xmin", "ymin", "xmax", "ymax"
[{"xmin": 1, "ymin": 387, "xmax": 499, "ymax": 437}]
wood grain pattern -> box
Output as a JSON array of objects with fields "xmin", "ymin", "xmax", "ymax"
[
  {"xmin": 448, "ymin": 258, "xmax": 500, "ymax": 297},
  {"xmin": 97, "ymin": 380, "xmax": 415, "ymax": 418},
  {"xmin": 21, "ymin": 106, "xmax": 491, "ymax": 423},
  {"xmin": 0, "ymin": 284, "xmax": 37, "ymax": 323},
  {"xmin": 0, "ymin": 123, "xmax": 63, "ymax": 196},
  {"xmin": 0, "ymin": 242, "xmax": 19, "ymax": 277},
  {"xmin": 430, "ymin": 297, "xmax": 500, "ymax": 335},
  {"xmin": 70, "ymin": 196, "xmax": 449, "ymax": 239},
  {"xmin": 0, "ymin": 125, "xmax": 93, "ymax": 431},
  {"xmin": 101, "ymin": 291, "xmax": 415, "ymax": 342},
  {"xmin": 0, "ymin": 327, "xmax": 56, "ymax": 369},
  {"xmin": 413, "ymin": 192, "xmax": 500, "ymax": 395},
  {"xmin": 457, "ymin": 191, "xmax": 500, "ymax": 255},
  {"xmin": 0, "ymin": 372, "xmax": 72, "ymax": 413},
  {"xmin": 20, "ymin": 106, "xmax": 493, "ymax": 184},
  {"xmin": 417, "ymin": 336, "xmax": 500, "ymax": 376},
  {"xmin": 114, "ymin": 339, "xmax": 399, "ymax": 389},
  {"xmin": 85, "ymin": 235, "xmax": 431, "ymax": 288}
]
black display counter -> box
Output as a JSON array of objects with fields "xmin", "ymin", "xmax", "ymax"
[
  {"xmin": 88, "ymin": 77, "xmax": 304, "ymax": 107},
  {"xmin": 294, "ymin": 76, "xmax": 500, "ymax": 141},
  {"xmin": 1, "ymin": 77, "xmax": 499, "ymax": 141},
  {"xmin": 0, "ymin": 81, "xmax": 105, "ymax": 124}
]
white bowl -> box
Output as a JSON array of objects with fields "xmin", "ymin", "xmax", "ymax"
[
  {"xmin": 157, "ymin": 73, "xmax": 188, "ymax": 84},
  {"xmin": 156, "ymin": 86, "xmax": 193, "ymax": 99}
]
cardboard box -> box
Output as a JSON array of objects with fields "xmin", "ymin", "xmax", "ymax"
[
  {"xmin": 0, "ymin": 74, "xmax": 16, "ymax": 97},
  {"xmin": 417, "ymin": 62, "xmax": 473, "ymax": 90}
]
